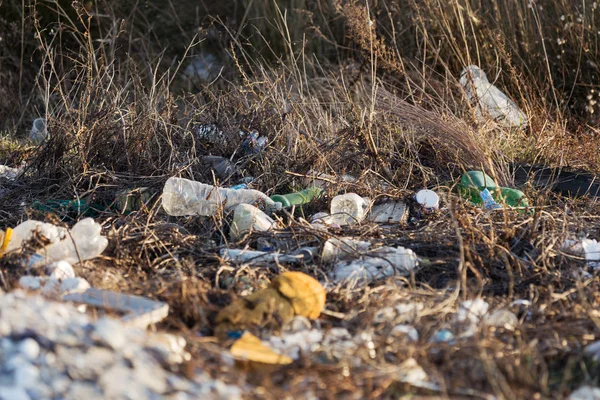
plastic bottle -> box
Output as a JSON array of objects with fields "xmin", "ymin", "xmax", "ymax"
[
  {"xmin": 330, "ymin": 246, "xmax": 419, "ymax": 287},
  {"xmin": 270, "ymin": 187, "xmax": 323, "ymax": 208},
  {"xmin": 458, "ymin": 171, "xmax": 498, "ymax": 204},
  {"xmin": 3, "ymin": 218, "xmax": 108, "ymax": 265},
  {"xmin": 162, "ymin": 177, "xmax": 282, "ymax": 216},
  {"xmin": 321, "ymin": 237, "xmax": 371, "ymax": 263},
  {"xmin": 329, "ymin": 193, "xmax": 370, "ymax": 226},
  {"xmin": 230, "ymin": 204, "xmax": 276, "ymax": 240},
  {"xmin": 497, "ymin": 187, "xmax": 529, "ymax": 208}
]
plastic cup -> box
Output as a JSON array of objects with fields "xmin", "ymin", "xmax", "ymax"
[{"xmin": 415, "ymin": 189, "xmax": 439, "ymax": 213}]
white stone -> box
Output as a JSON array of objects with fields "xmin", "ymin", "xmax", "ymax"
[
  {"xmin": 13, "ymin": 362, "xmax": 40, "ymax": 388},
  {"xmin": 59, "ymin": 277, "xmax": 90, "ymax": 295},
  {"xmin": 92, "ymin": 318, "xmax": 126, "ymax": 350},
  {"xmin": 0, "ymin": 386, "xmax": 30, "ymax": 400},
  {"xmin": 18, "ymin": 276, "xmax": 43, "ymax": 291},
  {"xmin": 18, "ymin": 338, "xmax": 40, "ymax": 360}
]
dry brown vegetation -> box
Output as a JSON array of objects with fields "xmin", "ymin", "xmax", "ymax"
[{"xmin": 3, "ymin": 0, "xmax": 600, "ymax": 398}]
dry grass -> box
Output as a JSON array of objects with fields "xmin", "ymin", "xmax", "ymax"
[{"xmin": 3, "ymin": 0, "xmax": 600, "ymax": 398}]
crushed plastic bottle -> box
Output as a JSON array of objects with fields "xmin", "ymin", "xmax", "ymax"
[
  {"xmin": 162, "ymin": 177, "xmax": 282, "ymax": 216},
  {"xmin": 321, "ymin": 237, "xmax": 371, "ymax": 263},
  {"xmin": 330, "ymin": 246, "xmax": 419, "ymax": 287},
  {"xmin": 230, "ymin": 204, "xmax": 276, "ymax": 240},
  {"xmin": 2, "ymin": 218, "xmax": 108, "ymax": 265},
  {"xmin": 329, "ymin": 193, "xmax": 370, "ymax": 226},
  {"xmin": 220, "ymin": 248, "xmax": 316, "ymax": 265},
  {"xmin": 459, "ymin": 65, "xmax": 528, "ymax": 129}
]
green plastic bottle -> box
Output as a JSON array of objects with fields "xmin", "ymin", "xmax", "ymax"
[
  {"xmin": 458, "ymin": 171, "xmax": 498, "ymax": 204},
  {"xmin": 270, "ymin": 187, "xmax": 323, "ymax": 208},
  {"xmin": 498, "ymin": 187, "xmax": 529, "ymax": 208}
]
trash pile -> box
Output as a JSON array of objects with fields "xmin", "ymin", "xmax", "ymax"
[{"xmin": 2, "ymin": 72, "xmax": 600, "ymax": 398}]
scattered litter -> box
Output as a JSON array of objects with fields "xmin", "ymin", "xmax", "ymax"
[
  {"xmin": 270, "ymin": 187, "xmax": 322, "ymax": 208},
  {"xmin": 329, "ymin": 193, "xmax": 370, "ymax": 226},
  {"xmin": 455, "ymin": 298, "xmax": 489, "ymax": 337},
  {"xmin": 485, "ymin": 309, "xmax": 518, "ymax": 330},
  {"xmin": 240, "ymin": 130, "xmax": 267, "ymax": 155},
  {"xmin": 456, "ymin": 299, "xmax": 489, "ymax": 325},
  {"xmin": 480, "ymin": 188, "xmax": 502, "ymax": 210},
  {"xmin": 458, "ymin": 171, "xmax": 498, "ymax": 204},
  {"xmin": 215, "ymin": 272, "xmax": 325, "ymax": 339},
  {"xmin": 459, "ymin": 65, "xmax": 528, "ymax": 128},
  {"xmin": 266, "ymin": 326, "xmax": 323, "ymax": 361},
  {"xmin": 63, "ymin": 288, "xmax": 169, "ymax": 329},
  {"xmin": 395, "ymin": 358, "xmax": 439, "ymax": 391},
  {"xmin": 220, "ymin": 247, "xmax": 316, "ymax": 265},
  {"xmin": 47, "ymin": 261, "xmax": 75, "ymax": 280},
  {"xmin": 230, "ymin": 204, "xmax": 276, "ymax": 240},
  {"xmin": 115, "ymin": 188, "xmax": 153, "ymax": 214},
  {"xmin": 330, "ymin": 246, "xmax": 419, "ymax": 287},
  {"xmin": 562, "ymin": 238, "xmax": 600, "ymax": 268},
  {"xmin": 29, "ymin": 117, "xmax": 48, "ymax": 142},
  {"xmin": 3, "ymin": 218, "xmax": 108, "ymax": 265},
  {"xmin": 373, "ymin": 302, "xmax": 424, "ymax": 325},
  {"xmin": 415, "ymin": 189, "xmax": 440, "ymax": 213},
  {"xmin": 193, "ymin": 123, "xmax": 225, "ymax": 145},
  {"xmin": 321, "ymin": 237, "xmax": 371, "ymax": 263},
  {"xmin": 230, "ymin": 332, "xmax": 292, "ymax": 365},
  {"xmin": 162, "ymin": 177, "xmax": 282, "ymax": 216},
  {"xmin": 367, "ymin": 202, "xmax": 407, "ymax": 223},
  {"xmin": 430, "ymin": 329, "xmax": 455, "ymax": 343},
  {"xmin": 458, "ymin": 171, "xmax": 529, "ymax": 209},
  {"xmin": 390, "ymin": 324, "xmax": 419, "ymax": 341},
  {"xmin": 0, "ymin": 165, "xmax": 21, "ymax": 180},
  {"xmin": 201, "ymin": 155, "xmax": 238, "ymax": 179}
]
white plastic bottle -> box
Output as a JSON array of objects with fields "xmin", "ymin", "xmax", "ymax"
[
  {"xmin": 3, "ymin": 218, "xmax": 108, "ymax": 265},
  {"xmin": 321, "ymin": 237, "xmax": 371, "ymax": 263},
  {"xmin": 230, "ymin": 204, "xmax": 276, "ymax": 240},
  {"xmin": 329, "ymin": 193, "xmax": 370, "ymax": 226},
  {"xmin": 162, "ymin": 177, "xmax": 281, "ymax": 217}
]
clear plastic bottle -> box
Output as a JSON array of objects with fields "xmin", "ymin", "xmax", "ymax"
[
  {"xmin": 321, "ymin": 237, "xmax": 371, "ymax": 263},
  {"xmin": 4, "ymin": 218, "xmax": 108, "ymax": 265},
  {"xmin": 230, "ymin": 204, "xmax": 275, "ymax": 240},
  {"xmin": 162, "ymin": 177, "xmax": 281, "ymax": 216},
  {"xmin": 329, "ymin": 193, "xmax": 370, "ymax": 226},
  {"xmin": 330, "ymin": 246, "xmax": 419, "ymax": 287}
]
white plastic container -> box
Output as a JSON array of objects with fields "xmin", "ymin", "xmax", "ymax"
[
  {"xmin": 329, "ymin": 193, "xmax": 370, "ymax": 226},
  {"xmin": 321, "ymin": 237, "xmax": 371, "ymax": 263},
  {"xmin": 4, "ymin": 218, "xmax": 108, "ymax": 265},
  {"xmin": 162, "ymin": 177, "xmax": 282, "ymax": 217},
  {"xmin": 415, "ymin": 190, "xmax": 439, "ymax": 212},
  {"xmin": 230, "ymin": 204, "xmax": 276, "ymax": 240}
]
